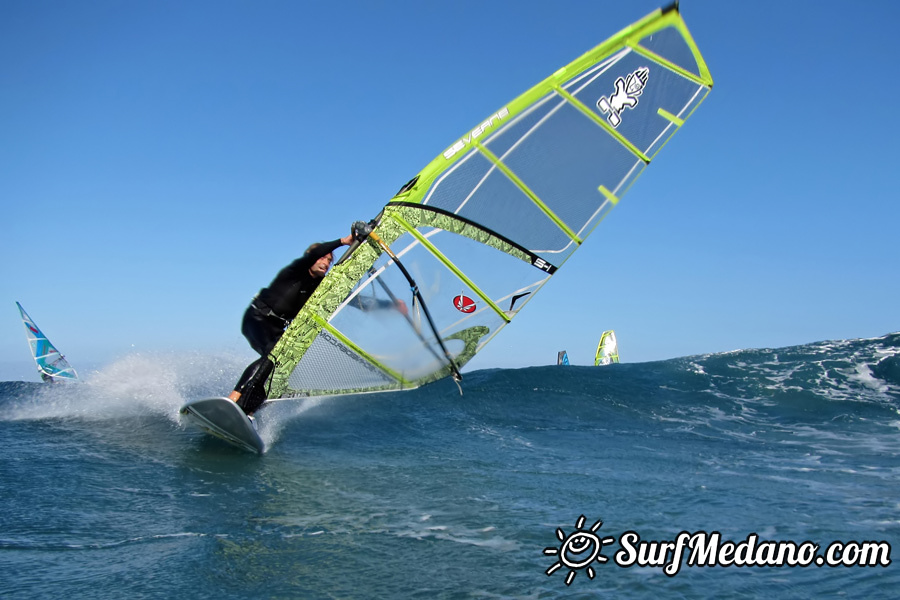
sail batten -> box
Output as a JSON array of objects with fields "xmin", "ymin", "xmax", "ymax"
[
  {"xmin": 390, "ymin": 212, "xmax": 512, "ymax": 324},
  {"xmin": 552, "ymin": 83, "xmax": 652, "ymax": 163}
]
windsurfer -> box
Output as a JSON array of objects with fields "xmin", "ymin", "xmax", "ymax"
[{"xmin": 228, "ymin": 222, "xmax": 407, "ymax": 416}]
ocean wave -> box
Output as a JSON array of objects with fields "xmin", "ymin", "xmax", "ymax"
[{"xmin": 2, "ymin": 334, "xmax": 897, "ymax": 447}]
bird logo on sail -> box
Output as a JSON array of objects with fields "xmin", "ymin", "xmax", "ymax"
[{"xmin": 596, "ymin": 67, "xmax": 649, "ymax": 128}]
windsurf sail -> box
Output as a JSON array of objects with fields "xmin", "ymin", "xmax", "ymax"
[
  {"xmin": 557, "ymin": 351, "xmax": 570, "ymax": 366},
  {"xmin": 16, "ymin": 302, "xmax": 79, "ymax": 383},
  {"xmin": 595, "ymin": 330, "xmax": 620, "ymax": 366},
  {"xmin": 265, "ymin": 3, "xmax": 712, "ymax": 399}
]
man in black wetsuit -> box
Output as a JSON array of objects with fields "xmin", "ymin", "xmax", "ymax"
[{"xmin": 228, "ymin": 223, "xmax": 405, "ymax": 416}]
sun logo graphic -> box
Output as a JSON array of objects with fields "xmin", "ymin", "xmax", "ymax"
[{"xmin": 544, "ymin": 515, "xmax": 616, "ymax": 585}]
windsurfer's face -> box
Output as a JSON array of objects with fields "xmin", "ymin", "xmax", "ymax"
[{"xmin": 310, "ymin": 253, "xmax": 333, "ymax": 278}]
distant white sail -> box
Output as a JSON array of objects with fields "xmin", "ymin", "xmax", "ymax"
[
  {"xmin": 16, "ymin": 302, "xmax": 79, "ymax": 382},
  {"xmin": 594, "ymin": 330, "xmax": 619, "ymax": 366}
]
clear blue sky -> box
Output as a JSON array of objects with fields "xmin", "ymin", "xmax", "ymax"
[{"xmin": 2, "ymin": 0, "xmax": 898, "ymax": 382}]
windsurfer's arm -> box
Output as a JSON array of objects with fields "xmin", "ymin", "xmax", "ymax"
[
  {"xmin": 348, "ymin": 296, "xmax": 408, "ymax": 315},
  {"xmin": 303, "ymin": 238, "xmax": 345, "ymax": 263},
  {"xmin": 309, "ymin": 227, "xmax": 357, "ymax": 259}
]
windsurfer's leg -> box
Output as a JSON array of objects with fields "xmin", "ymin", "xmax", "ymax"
[
  {"xmin": 242, "ymin": 304, "xmax": 286, "ymax": 356},
  {"xmin": 228, "ymin": 304, "xmax": 283, "ymax": 406},
  {"xmin": 232, "ymin": 357, "xmax": 274, "ymax": 416}
]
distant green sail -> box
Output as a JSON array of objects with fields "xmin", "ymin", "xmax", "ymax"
[
  {"xmin": 595, "ymin": 330, "xmax": 620, "ymax": 366},
  {"xmin": 267, "ymin": 3, "xmax": 712, "ymax": 399}
]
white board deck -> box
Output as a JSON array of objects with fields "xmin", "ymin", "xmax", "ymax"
[{"xmin": 180, "ymin": 397, "xmax": 264, "ymax": 454}]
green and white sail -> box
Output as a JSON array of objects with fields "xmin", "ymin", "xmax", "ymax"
[
  {"xmin": 595, "ymin": 330, "xmax": 620, "ymax": 366},
  {"xmin": 266, "ymin": 3, "xmax": 712, "ymax": 399}
]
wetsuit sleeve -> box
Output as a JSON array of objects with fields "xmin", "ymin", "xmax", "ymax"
[
  {"xmin": 305, "ymin": 239, "xmax": 344, "ymax": 262},
  {"xmin": 256, "ymin": 238, "xmax": 346, "ymax": 313},
  {"xmin": 286, "ymin": 238, "xmax": 345, "ymax": 276}
]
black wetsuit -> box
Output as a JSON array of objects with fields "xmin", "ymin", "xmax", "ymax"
[{"xmin": 233, "ymin": 239, "xmax": 344, "ymax": 414}]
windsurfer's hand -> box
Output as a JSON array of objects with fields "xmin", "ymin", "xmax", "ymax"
[
  {"xmin": 395, "ymin": 299, "xmax": 408, "ymax": 317},
  {"xmin": 351, "ymin": 220, "xmax": 373, "ymax": 242}
]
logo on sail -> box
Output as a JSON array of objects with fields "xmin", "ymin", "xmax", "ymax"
[
  {"xmin": 453, "ymin": 295, "xmax": 476, "ymax": 313},
  {"xmin": 596, "ymin": 67, "xmax": 649, "ymax": 128},
  {"xmin": 443, "ymin": 107, "xmax": 510, "ymax": 160}
]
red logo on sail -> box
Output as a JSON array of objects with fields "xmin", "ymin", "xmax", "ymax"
[{"xmin": 453, "ymin": 295, "xmax": 476, "ymax": 313}]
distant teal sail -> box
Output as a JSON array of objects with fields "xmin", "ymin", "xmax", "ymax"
[
  {"xmin": 557, "ymin": 350, "xmax": 570, "ymax": 366},
  {"xmin": 16, "ymin": 302, "xmax": 79, "ymax": 383}
]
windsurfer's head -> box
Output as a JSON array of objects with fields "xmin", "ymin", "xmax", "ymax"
[{"xmin": 306, "ymin": 243, "xmax": 334, "ymax": 278}]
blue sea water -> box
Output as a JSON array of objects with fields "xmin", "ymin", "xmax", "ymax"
[{"xmin": 1, "ymin": 334, "xmax": 898, "ymax": 599}]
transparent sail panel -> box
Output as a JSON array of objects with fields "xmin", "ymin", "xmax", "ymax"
[
  {"xmin": 485, "ymin": 98, "xmax": 644, "ymax": 255},
  {"xmin": 286, "ymin": 328, "xmax": 401, "ymax": 395},
  {"xmin": 638, "ymin": 25, "xmax": 701, "ymax": 78},
  {"xmin": 421, "ymin": 149, "xmax": 572, "ymax": 258},
  {"xmin": 565, "ymin": 51, "xmax": 707, "ymax": 157}
]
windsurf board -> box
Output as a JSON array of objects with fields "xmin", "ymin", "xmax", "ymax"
[{"xmin": 180, "ymin": 397, "xmax": 264, "ymax": 454}]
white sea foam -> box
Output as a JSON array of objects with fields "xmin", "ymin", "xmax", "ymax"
[
  {"xmin": 254, "ymin": 395, "xmax": 332, "ymax": 447},
  {"xmin": 2, "ymin": 350, "xmax": 247, "ymax": 423}
]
